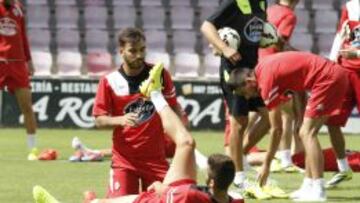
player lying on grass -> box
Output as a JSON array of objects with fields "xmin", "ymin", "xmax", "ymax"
[
  {"xmin": 33, "ymin": 63, "xmax": 244, "ymax": 203},
  {"xmin": 229, "ymin": 51, "xmax": 350, "ymax": 202}
]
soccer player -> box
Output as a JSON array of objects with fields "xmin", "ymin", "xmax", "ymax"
[
  {"xmin": 33, "ymin": 64, "xmax": 244, "ymax": 203},
  {"xmin": 326, "ymin": 0, "xmax": 360, "ymax": 188},
  {"xmin": 201, "ymin": 0, "xmax": 269, "ymax": 189},
  {"xmin": 0, "ymin": 0, "xmax": 39, "ymax": 160},
  {"xmin": 92, "ymin": 28, "xmax": 183, "ymax": 197},
  {"xmin": 229, "ymin": 51, "xmax": 350, "ymax": 201}
]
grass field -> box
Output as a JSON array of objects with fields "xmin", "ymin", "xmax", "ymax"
[{"xmin": 1, "ymin": 128, "xmax": 360, "ymax": 203}]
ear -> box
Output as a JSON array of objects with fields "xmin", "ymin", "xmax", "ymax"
[{"xmin": 208, "ymin": 179, "xmax": 215, "ymax": 188}]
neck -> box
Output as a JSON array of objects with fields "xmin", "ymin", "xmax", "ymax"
[
  {"xmin": 212, "ymin": 189, "xmax": 229, "ymax": 203},
  {"xmin": 121, "ymin": 63, "xmax": 143, "ymax": 76}
]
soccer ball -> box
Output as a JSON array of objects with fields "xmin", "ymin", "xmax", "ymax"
[
  {"xmin": 260, "ymin": 22, "xmax": 278, "ymax": 48},
  {"xmin": 218, "ymin": 27, "xmax": 241, "ymax": 50}
]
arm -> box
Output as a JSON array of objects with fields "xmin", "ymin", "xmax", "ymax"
[
  {"xmin": 258, "ymin": 106, "xmax": 283, "ymax": 186},
  {"xmin": 94, "ymin": 113, "xmax": 138, "ymax": 128},
  {"xmin": 201, "ymin": 21, "xmax": 241, "ymax": 64}
]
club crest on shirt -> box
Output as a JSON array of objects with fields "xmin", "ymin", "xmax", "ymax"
[
  {"xmin": 124, "ymin": 98, "xmax": 155, "ymax": 125},
  {"xmin": 0, "ymin": 17, "xmax": 17, "ymax": 36},
  {"xmin": 244, "ymin": 16, "xmax": 264, "ymax": 43}
]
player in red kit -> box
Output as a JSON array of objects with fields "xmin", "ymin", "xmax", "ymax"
[
  {"xmin": 228, "ymin": 51, "xmax": 350, "ymax": 201},
  {"xmin": 0, "ymin": 0, "xmax": 39, "ymax": 160},
  {"xmin": 33, "ymin": 64, "xmax": 244, "ymax": 203},
  {"xmin": 92, "ymin": 28, "xmax": 182, "ymax": 197}
]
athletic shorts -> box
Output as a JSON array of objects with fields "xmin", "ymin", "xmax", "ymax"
[
  {"xmin": 327, "ymin": 71, "xmax": 360, "ymax": 126},
  {"xmin": 107, "ymin": 160, "xmax": 168, "ymax": 197},
  {"xmin": 0, "ymin": 62, "xmax": 30, "ymax": 94},
  {"xmin": 304, "ymin": 66, "xmax": 349, "ymax": 118}
]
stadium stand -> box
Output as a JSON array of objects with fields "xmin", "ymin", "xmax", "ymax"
[
  {"xmin": 56, "ymin": 51, "xmax": 83, "ymax": 76},
  {"xmin": 146, "ymin": 52, "xmax": 171, "ymax": 70},
  {"xmin": 174, "ymin": 53, "xmax": 200, "ymax": 78},
  {"xmin": 31, "ymin": 51, "xmax": 53, "ymax": 77},
  {"xmin": 24, "ymin": 0, "xmax": 346, "ymax": 78},
  {"xmin": 86, "ymin": 52, "xmax": 113, "ymax": 77}
]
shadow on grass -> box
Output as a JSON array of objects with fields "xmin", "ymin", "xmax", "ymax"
[{"xmin": 328, "ymin": 196, "xmax": 360, "ymax": 202}]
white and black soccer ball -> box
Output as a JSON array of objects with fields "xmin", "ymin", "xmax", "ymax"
[
  {"xmin": 260, "ymin": 22, "xmax": 278, "ymax": 48},
  {"xmin": 218, "ymin": 27, "xmax": 241, "ymax": 50}
]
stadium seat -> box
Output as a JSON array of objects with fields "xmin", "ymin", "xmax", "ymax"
[
  {"xmin": 55, "ymin": 5, "xmax": 80, "ymax": 29},
  {"xmin": 199, "ymin": 6, "xmax": 217, "ymax": 25},
  {"xmin": 85, "ymin": 29, "xmax": 109, "ymax": 52},
  {"xmin": 83, "ymin": 0, "xmax": 106, "ymax": 6},
  {"xmin": 28, "ymin": 28, "xmax": 51, "ymax": 51},
  {"xmin": 56, "ymin": 51, "xmax": 82, "ymax": 76},
  {"xmin": 167, "ymin": 0, "xmax": 192, "ymax": 6},
  {"xmin": 311, "ymin": 0, "xmax": 336, "ymax": 10},
  {"xmin": 290, "ymin": 33, "xmax": 314, "ymax": 51},
  {"xmin": 56, "ymin": 29, "xmax": 81, "ymax": 51},
  {"xmin": 53, "ymin": 0, "xmax": 77, "ymax": 5},
  {"xmin": 84, "ymin": 6, "xmax": 108, "ymax": 29},
  {"xmin": 198, "ymin": 0, "xmax": 220, "ymax": 7},
  {"xmin": 145, "ymin": 52, "xmax": 171, "ymax": 70},
  {"xmin": 139, "ymin": 0, "xmax": 162, "ymax": 6},
  {"xmin": 144, "ymin": 29, "xmax": 168, "ymax": 53},
  {"xmin": 26, "ymin": 5, "xmax": 50, "ymax": 28},
  {"xmin": 316, "ymin": 33, "xmax": 336, "ymax": 58},
  {"xmin": 170, "ymin": 6, "xmax": 194, "ymax": 29},
  {"xmin": 201, "ymin": 35, "xmax": 212, "ymax": 54},
  {"xmin": 174, "ymin": 53, "xmax": 200, "ymax": 78},
  {"xmin": 203, "ymin": 53, "xmax": 220, "ymax": 79},
  {"xmin": 293, "ymin": 9, "xmax": 311, "ymax": 33},
  {"xmin": 140, "ymin": 6, "xmax": 166, "ymax": 29},
  {"xmin": 314, "ymin": 10, "xmax": 338, "ymax": 33},
  {"xmin": 112, "ymin": 0, "xmax": 135, "ymax": 6},
  {"xmin": 31, "ymin": 51, "xmax": 53, "ymax": 77},
  {"xmin": 26, "ymin": 0, "xmax": 48, "ymax": 5},
  {"xmin": 86, "ymin": 52, "xmax": 113, "ymax": 77},
  {"xmin": 172, "ymin": 30, "xmax": 197, "ymax": 53},
  {"xmin": 113, "ymin": 54, "xmax": 123, "ymax": 67},
  {"xmin": 113, "ymin": 6, "xmax": 137, "ymax": 29}
]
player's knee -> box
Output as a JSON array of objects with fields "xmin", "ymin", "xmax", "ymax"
[
  {"xmin": 19, "ymin": 102, "xmax": 34, "ymax": 115},
  {"xmin": 178, "ymin": 134, "xmax": 196, "ymax": 150}
]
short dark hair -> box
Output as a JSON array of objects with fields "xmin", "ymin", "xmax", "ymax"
[
  {"xmin": 226, "ymin": 68, "xmax": 252, "ymax": 90},
  {"xmin": 208, "ymin": 154, "xmax": 235, "ymax": 190},
  {"xmin": 118, "ymin": 27, "xmax": 146, "ymax": 47}
]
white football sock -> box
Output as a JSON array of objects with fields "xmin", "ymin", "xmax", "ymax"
[
  {"xmin": 194, "ymin": 149, "xmax": 208, "ymax": 169},
  {"xmin": 27, "ymin": 134, "xmax": 36, "ymax": 149},
  {"xmin": 337, "ymin": 158, "xmax": 350, "ymax": 172},
  {"xmin": 234, "ymin": 171, "xmax": 246, "ymax": 185},
  {"xmin": 277, "ymin": 149, "xmax": 292, "ymax": 167},
  {"xmin": 150, "ymin": 91, "xmax": 168, "ymax": 112},
  {"xmin": 243, "ymin": 155, "xmax": 251, "ymax": 171},
  {"xmin": 312, "ymin": 178, "xmax": 325, "ymax": 190}
]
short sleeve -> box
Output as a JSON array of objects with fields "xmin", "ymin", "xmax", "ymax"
[
  {"xmin": 277, "ymin": 14, "xmax": 297, "ymax": 40},
  {"xmin": 206, "ymin": 0, "xmax": 236, "ymax": 29},
  {"xmin": 92, "ymin": 77, "xmax": 113, "ymax": 116}
]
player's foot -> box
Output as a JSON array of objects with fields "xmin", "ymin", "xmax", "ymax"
[
  {"xmin": 325, "ymin": 170, "xmax": 353, "ymax": 189},
  {"xmin": 140, "ymin": 62, "xmax": 164, "ymax": 97},
  {"xmin": 33, "ymin": 185, "xmax": 60, "ymax": 203},
  {"xmin": 228, "ymin": 190, "xmax": 244, "ymax": 200},
  {"xmin": 81, "ymin": 151, "xmax": 103, "ymax": 162},
  {"xmin": 28, "ymin": 147, "xmax": 39, "ymax": 161},
  {"xmin": 263, "ymin": 180, "xmax": 288, "ymax": 199},
  {"xmin": 71, "ymin": 136, "xmax": 84, "ymax": 150},
  {"xmin": 69, "ymin": 150, "xmax": 84, "ymax": 162},
  {"xmin": 244, "ymin": 181, "xmax": 272, "ymax": 200},
  {"xmin": 293, "ymin": 187, "xmax": 326, "ymax": 202},
  {"xmin": 290, "ymin": 182, "xmax": 312, "ymax": 199}
]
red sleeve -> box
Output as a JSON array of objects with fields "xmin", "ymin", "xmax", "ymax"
[
  {"xmin": 337, "ymin": 6, "xmax": 348, "ymax": 32},
  {"xmin": 277, "ymin": 14, "xmax": 297, "ymax": 40},
  {"xmin": 259, "ymin": 75, "xmax": 283, "ymax": 110},
  {"xmin": 92, "ymin": 77, "xmax": 113, "ymax": 117},
  {"xmin": 162, "ymin": 69, "xmax": 177, "ymax": 107},
  {"xmin": 18, "ymin": 4, "xmax": 31, "ymax": 61}
]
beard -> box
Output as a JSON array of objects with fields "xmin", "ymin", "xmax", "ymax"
[{"xmin": 123, "ymin": 55, "xmax": 144, "ymax": 70}]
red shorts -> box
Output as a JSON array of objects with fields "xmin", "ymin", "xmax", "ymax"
[
  {"xmin": 107, "ymin": 160, "xmax": 168, "ymax": 197},
  {"xmin": 292, "ymin": 148, "xmax": 360, "ymax": 172},
  {"xmin": 164, "ymin": 135, "xmax": 176, "ymax": 158},
  {"xmin": 327, "ymin": 70, "xmax": 360, "ymax": 126},
  {"xmin": 305, "ymin": 66, "xmax": 349, "ymax": 118},
  {"xmin": 0, "ymin": 62, "xmax": 30, "ymax": 94}
]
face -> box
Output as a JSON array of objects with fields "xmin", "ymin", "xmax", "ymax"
[
  {"xmin": 233, "ymin": 80, "xmax": 258, "ymax": 98},
  {"xmin": 120, "ymin": 39, "xmax": 146, "ymax": 70}
]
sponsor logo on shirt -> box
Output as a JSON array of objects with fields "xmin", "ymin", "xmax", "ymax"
[
  {"xmin": 0, "ymin": 17, "xmax": 17, "ymax": 36},
  {"xmin": 124, "ymin": 98, "xmax": 155, "ymax": 125},
  {"xmin": 244, "ymin": 16, "xmax": 264, "ymax": 43}
]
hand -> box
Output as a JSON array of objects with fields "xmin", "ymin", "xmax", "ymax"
[
  {"xmin": 339, "ymin": 49, "xmax": 359, "ymax": 59},
  {"xmin": 221, "ymin": 46, "xmax": 241, "ymax": 65},
  {"xmin": 257, "ymin": 165, "xmax": 270, "ymax": 187},
  {"xmin": 147, "ymin": 181, "xmax": 167, "ymax": 196},
  {"xmin": 118, "ymin": 113, "xmax": 139, "ymax": 127},
  {"xmin": 28, "ymin": 62, "xmax": 35, "ymax": 76}
]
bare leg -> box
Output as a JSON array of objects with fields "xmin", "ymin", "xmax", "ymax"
[
  {"xmin": 14, "ymin": 88, "xmax": 37, "ymax": 135},
  {"xmin": 229, "ymin": 115, "xmax": 247, "ymax": 172},
  {"xmin": 327, "ymin": 125, "xmax": 346, "ymax": 159}
]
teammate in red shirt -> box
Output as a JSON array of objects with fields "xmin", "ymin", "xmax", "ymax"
[
  {"xmin": 92, "ymin": 28, "xmax": 182, "ymax": 197},
  {"xmin": 33, "ymin": 66, "xmax": 244, "ymax": 203},
  {"xmin": 0, "ymin": 0, "xmax": 39, "ymax": 160},
  {"xmin": 228, "ymin": 51, "xmax": 349, "ymax": 201}
]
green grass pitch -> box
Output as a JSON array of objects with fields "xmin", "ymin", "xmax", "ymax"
[{"xmin": 0, "ymin": 128, "xmax": 360, "ymax": 203}]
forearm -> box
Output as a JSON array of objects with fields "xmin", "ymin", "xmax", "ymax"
[
  {"xmin": 201, "ymin": 21, "xmax": 228, "ymax": 52},
  {"xmin": 264, "ymin": 127, "xmax": 282, "ymax": 167}
]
